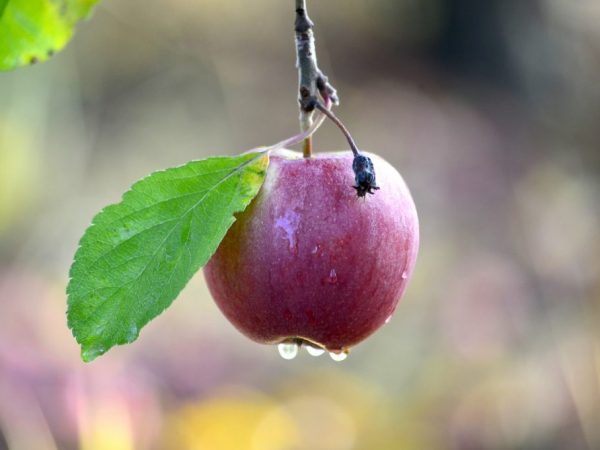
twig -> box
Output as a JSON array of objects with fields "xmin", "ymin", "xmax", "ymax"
[{"xmin": 295, "ymin": 0, "xmax": 338, "ymax": 157}]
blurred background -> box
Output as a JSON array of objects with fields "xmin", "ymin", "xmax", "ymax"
[{"xmin": 1, "ymin": 0, "xmax": 600, "ymax": 448}]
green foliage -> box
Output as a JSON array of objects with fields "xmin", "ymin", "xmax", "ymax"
[
  {"xmin": 0, "ymin": 0, "xmax": 99, "ymax": 70},
  {"xmin": 67, "ymin": 152, "xmax": 270, "ymax": 362},
  {"xmin": 0, "ymin": 1, "xmax": 8, "ymax": 18}
]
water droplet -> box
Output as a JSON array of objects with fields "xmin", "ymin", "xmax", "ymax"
[
  {"xmin": 82, "ymin": 345, "xmax": 106, "ymax": 363},
  {"xmin": 127, "ymin": 324, "xmax": 138, "ymax": 342},
  {"xmin": 306, "ymin": 346, "xmax": 325, "ymax": 357},
  {"xmin": 327, "ymin": 269, "xmax": 338, "ymax": 284},
  {"xmin": 117, "ymin": 226, "xmax": 133, "ymax": 240},
  {"xmin": 93, "ymin": 323, "xmax": 106, "ymax": 335},
  {"xmin": 401, "ymin": 271, "xmax": 408, "ymax": 280},
  {"xmin": 329, "ymin": 351, "xmax": 348, "ymax": 362},
  {"xmin": 311, "ymin": 244, "xmax": 321, "ymax": 255},
  {"xmin": 278, "ymin": 342, "xmax": 299, "ymax": 360},
  {"xmin": 385, "ymin": 315, "xmax": 392, "ymax": 324}
]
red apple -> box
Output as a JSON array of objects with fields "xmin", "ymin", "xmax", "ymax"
[{"xmin": 203, "ymin": 149, "xmax": 419, "ymax": 355}]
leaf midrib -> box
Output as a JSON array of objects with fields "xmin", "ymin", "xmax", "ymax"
[{"xmin": 86, "ymin": 164, "xmax": 248, "ymax": 248}]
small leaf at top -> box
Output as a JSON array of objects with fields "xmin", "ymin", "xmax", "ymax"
[
  {"xmin": 67, "ymin": 151, "xmax": 269, "ymax": 362},
  {"xmin": 0, "ymin": 0, "xmax": 99, "ymax": 71},
  {"xmin": 0, "ymin": 1, "xmax": 8, "ymax": 18}
]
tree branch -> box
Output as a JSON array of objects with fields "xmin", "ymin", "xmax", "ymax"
[{"xmin": 295, "ymin": 0, "xmax": 338, "ymax": 157}]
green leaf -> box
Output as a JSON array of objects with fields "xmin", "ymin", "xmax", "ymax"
[
  {"xmin": 67, "ymin": 151, "xmax": 270, "ymax": 362},
  {"xmin": 0, "ymin": 0, "xmax": 99, "ymax": 70}
]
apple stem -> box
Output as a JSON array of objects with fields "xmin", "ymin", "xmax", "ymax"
[
  {"xmin": 302, "ymin": 136, "xmax": 313, "ymax": 158},
  {"xmin": 295, "ymin": 0, "xmax": 338, "ymax": 158}
]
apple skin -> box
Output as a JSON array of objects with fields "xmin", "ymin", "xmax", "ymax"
[{"xmin": 203, "ymin": 149, "xmax": 419, "ymax": 352}]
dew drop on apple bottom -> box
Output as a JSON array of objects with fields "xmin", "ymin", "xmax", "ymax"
[
  {"xmin": 278, "ymin": 342, "xmax": 299, "ymax": 360},
  {"xmin": 277, "ymin": 341, "xmax": 348, "ymax": 361},
  {"xmin": 329, "ymin": 351, "xmax": 348, "ymax": 362},
  {"xmin": 306, "ymin": 345, "xmax": 325, "ymax": 357}
]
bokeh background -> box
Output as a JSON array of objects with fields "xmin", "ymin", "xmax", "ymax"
[{"xmin": 1, "ymin": 0, "xmax": 600, "ymax": 448}]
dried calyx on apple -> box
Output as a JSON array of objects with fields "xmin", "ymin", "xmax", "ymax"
[
  {"xmin": 204, "ymin": 105, "xmax": 419, "ymax": 361},
  {"xmin": 352, "ymin": 154, "xmax": 380, "ymax": 197}
]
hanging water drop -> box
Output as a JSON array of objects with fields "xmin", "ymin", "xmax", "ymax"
[
  {"xmin": 306, "ymin": 346, "xmax": 325, "ymax": 357},
  {"xmin": 278, "ymin": 342, "xmax": 299, "ymax": 360},
  {"xmin": 329, "ymin": 351, "xmax": 348, "ymax": 362}
]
